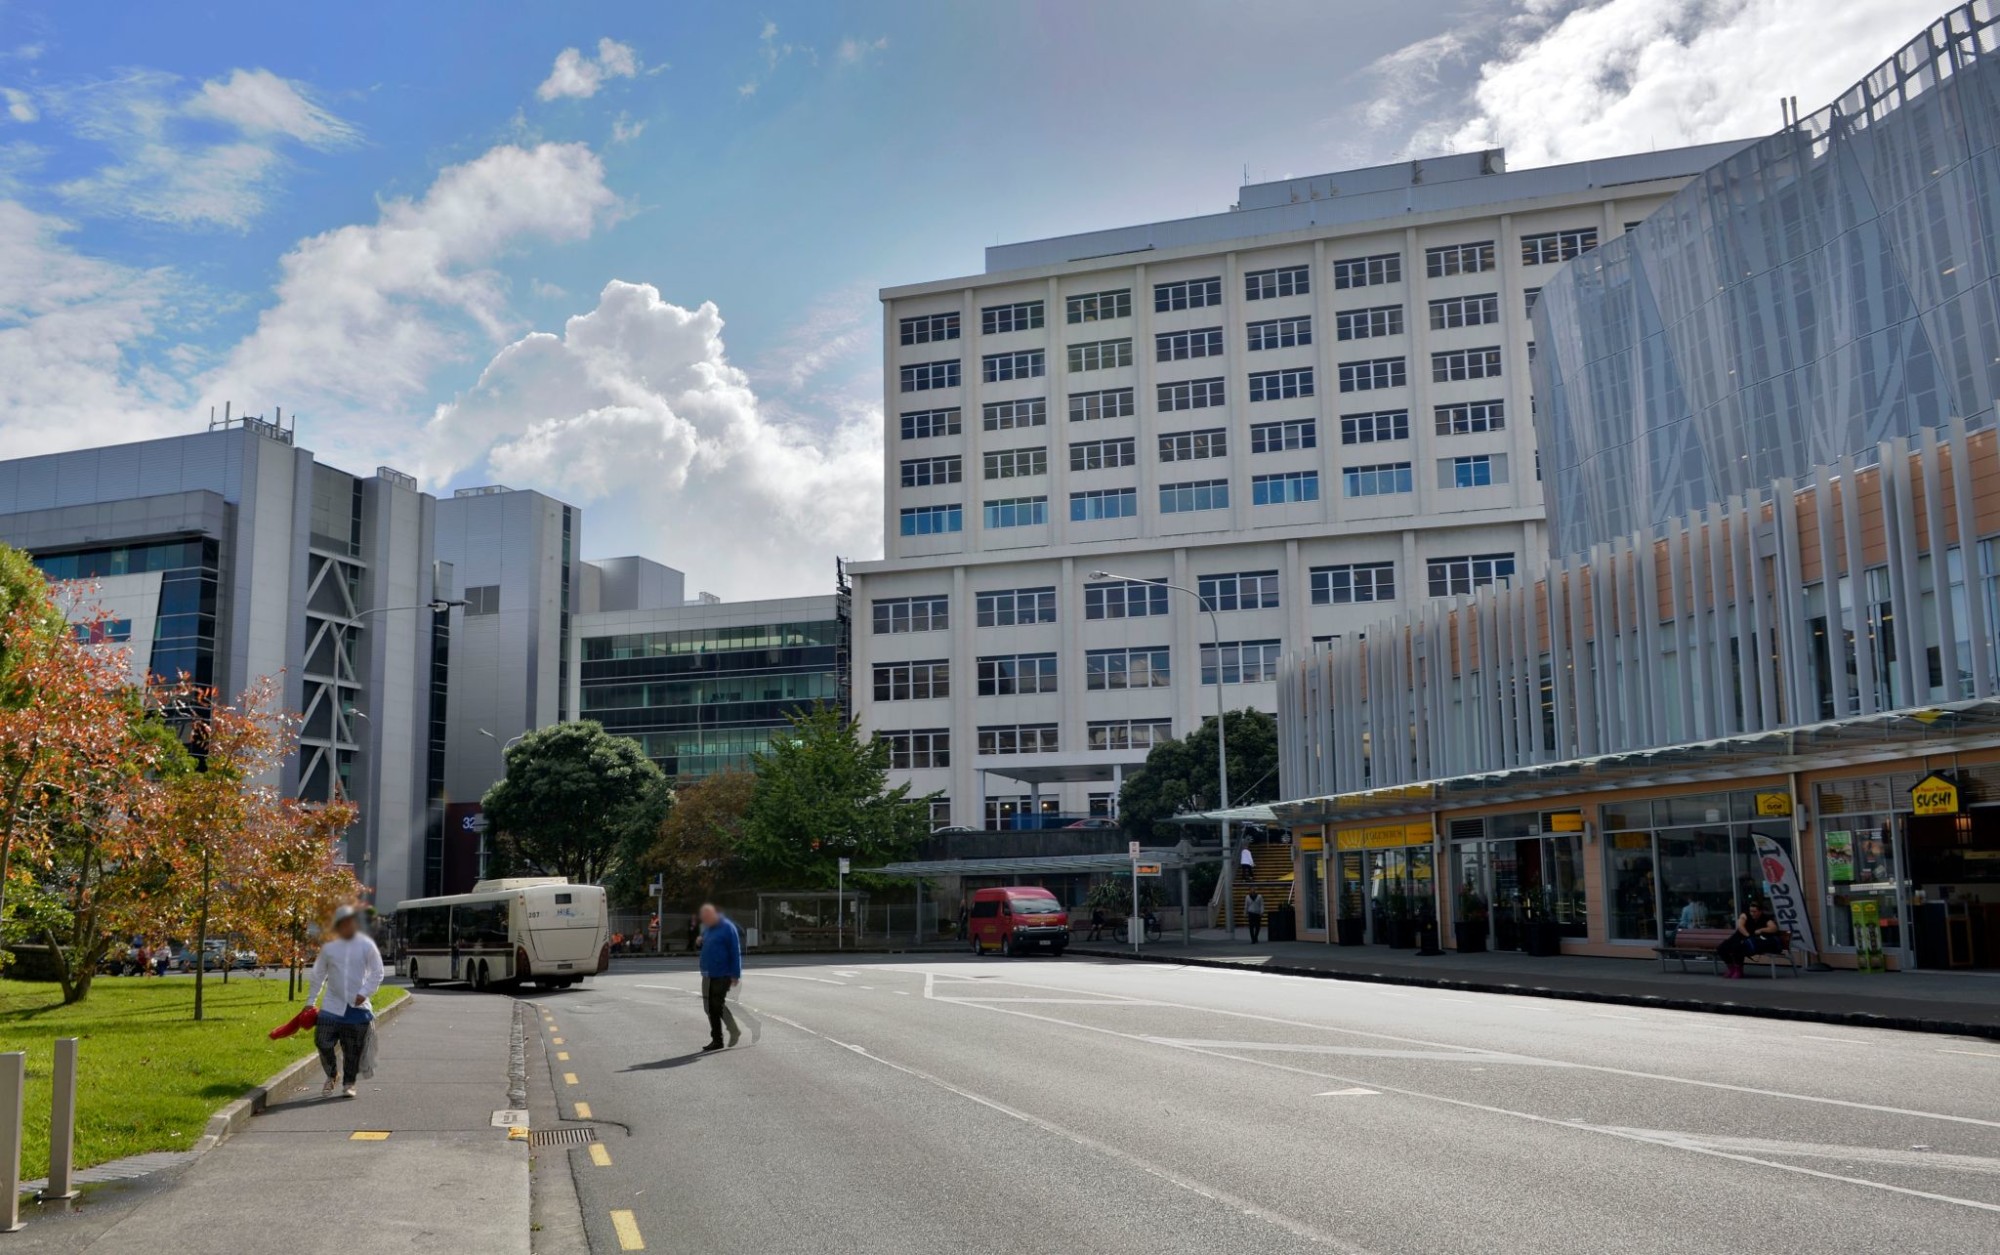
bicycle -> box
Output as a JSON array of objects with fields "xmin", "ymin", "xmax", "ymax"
[{"xmin": 1143, "ymin": 912, "xmax": 1163, "ymax": 943}]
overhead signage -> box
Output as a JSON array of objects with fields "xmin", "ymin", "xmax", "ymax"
[
  {"xmin": 1548, "ymin": 812, "xmax": 1585, "ymax": 833},
  {"xmin": 1298, "ymin": 834, "xmax": 1325, "ymax": 852},
  {"xmin": 1911, "ymin": 773, "xmax": 1960, "ymax": 817},
  {"xmin": 1133, "ymin": 861, "xmax": 1163, "ymax": 877},
  {"xmin": 1754, "ymin": 792, "xmax": 1794, "ymax": 817}
]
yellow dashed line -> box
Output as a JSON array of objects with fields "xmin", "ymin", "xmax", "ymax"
[
  {"xmin": 574, "ymin": 1102, "xmax": 592, "ymax": 1119},
  {"xmin": 350, "ymin": 1131, "xmax": 390, "ymax": 1141},
  {"xmin": 557, "ymin": 1051, "xmax": 570, "ymax": 1061},
  {"xmin": 552, "ymin": 1037, "xmax": 565, "ymax": 1045},
  {"xmin": 588, "ymin": 1143, "xmax": 612, "ymax": 1167},
  {"xmin": 563, "ymin": 1072, "xmax": 578, "ymax": 1085},
  {"xmin": 611, "ymin": 1210, "xmax": 645, "ymax": 1250}
]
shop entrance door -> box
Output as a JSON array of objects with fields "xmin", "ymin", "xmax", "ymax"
[{"xmin": 1902, "ymin": 807, "xmax": 2000, "ymax": 968}]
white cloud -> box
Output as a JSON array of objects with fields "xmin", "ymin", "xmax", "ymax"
[
  {"xmin": 536, "ymin": 37, "xmax": 640, "ymax": 101},
  {"xmin": 200, "ymin": 142, "xmax": 619, "ymax": 463},
  {"xmin": 423, "ymin": 280, "xmax": 882, "ymax": 599},
  {"xmin": 50, "ymin": 68, "xmax": 355, "ymax": 229},
  {"xmin": 610, "ymin": 112, "xmax": 645, "ymax": 144},
  {"xmin": 1377, "ymin": 0, "xmax": 1945, "ymax": 166},
  {"xmin": 2, "ymin": 88, "xmax": 35, "ymax": 123},
  {"xmin": 835, "ymin": 35, "xmax": 889, "ymax": 66}
]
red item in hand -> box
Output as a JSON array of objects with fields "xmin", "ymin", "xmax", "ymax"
[{"xmin": 268, "ymin": 1004, "xmax": 319, "ymax": 1040}]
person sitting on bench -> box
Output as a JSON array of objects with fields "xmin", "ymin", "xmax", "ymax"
[{"xmin": 1715, "ymin": 899, "xmax": 1783, "ymax": 979}]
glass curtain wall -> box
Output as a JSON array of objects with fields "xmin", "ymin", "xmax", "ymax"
[{"xmin": 1603, "ymin": 790, "xmax": 1798, "ymax": 945}]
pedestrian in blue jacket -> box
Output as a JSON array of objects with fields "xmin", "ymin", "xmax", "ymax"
[{"xmin": 697, "ymin": 903, "xmax": 742, "ymax": 1051}]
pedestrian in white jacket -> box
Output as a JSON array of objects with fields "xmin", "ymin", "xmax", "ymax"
[{"xmin": 307, "ymin": 904, "xmax": 384, "ymax": 1099}]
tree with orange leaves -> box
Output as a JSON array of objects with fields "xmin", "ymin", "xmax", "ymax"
[{"xmin": 233, "ymin": 795, "xmax": 361, "ymax": 1003}]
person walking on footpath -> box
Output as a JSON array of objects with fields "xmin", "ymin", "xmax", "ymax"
[
  {"xmin": 1245, "ymin": 890, "xmax": 1266, "ymax": 944},
  {"xmin": 697, "ymin": 903, "xmax": 743, "ymax": 1052},
  {"xmin": 307, "ymin": 904, "xmax": 384, "ymax": 1098}
]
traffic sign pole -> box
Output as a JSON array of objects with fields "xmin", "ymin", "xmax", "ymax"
[{"xmin": 837, "ymin": 857, "xmax": 851, "ymax": 951}]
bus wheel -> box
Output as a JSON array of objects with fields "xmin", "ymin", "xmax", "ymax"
[
  {"xmin": 473, "ymin": 960, "xmax": 490, "ymax": 992},
  {"xmin": 408, "ymin": 959, "xmax": 431, "ymax": 989}
]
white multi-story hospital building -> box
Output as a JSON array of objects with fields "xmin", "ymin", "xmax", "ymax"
[{"xmin": 849, "ymin": 142, "xmax": 1747, "ymax": 830}]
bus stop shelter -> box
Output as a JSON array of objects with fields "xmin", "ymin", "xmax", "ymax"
[{"xmin": 867, "ymin": 843, "xmax": 1217, "ymax": 944}]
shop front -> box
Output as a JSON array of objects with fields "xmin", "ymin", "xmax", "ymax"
[
  {"xmin": 1330, "ymin": 822, "xmax": 1434, "ymax": 948},
  {"xmin": 1448, "ymin": 810, "xmax": 1588, "ymax": 956},
  {"xmin": 1598, "ymin": 788, "xmax": 1800, "ymax": 953}
]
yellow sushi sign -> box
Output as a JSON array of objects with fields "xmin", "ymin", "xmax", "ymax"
[{"xmin": 1911, "ymin": 773, "xmax": 1959, "ymax": 817}]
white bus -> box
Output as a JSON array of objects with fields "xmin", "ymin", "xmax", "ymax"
[{"xmin": 393, "ymin": 877, "xmax": 610, "ymax": 991}]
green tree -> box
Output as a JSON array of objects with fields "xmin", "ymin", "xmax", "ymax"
[
  {"xmin": 481, "ymin": 722, "xmax": 669, "ymax": 886},
  {"xmin": 644, "ymin": 769, "xmax": 755, "ymax": 903},
  {"xmin": 1117, "ymin": 707, "xmax": 1280, "ymax": 845},
  {"xmin": 739, "ymin": 705, "xmax": 932, "ymax": 888},
  {"xmin": 603, "ymin": 775, "xmax": 676, "ymax": 907}
]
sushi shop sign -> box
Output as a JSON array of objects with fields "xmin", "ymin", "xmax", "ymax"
[{"xmin": 1910, "ymin": 773, "xmax": 1960, "ymax": 817}]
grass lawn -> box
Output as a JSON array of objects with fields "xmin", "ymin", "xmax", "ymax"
[{"xmin": 0, "ymin": 975, "xmax": 407, "ymax": 1179}]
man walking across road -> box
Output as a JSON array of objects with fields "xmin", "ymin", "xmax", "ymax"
[
  {"xmin": 697, "ymin": 903, "xmax": 742, "ymax": 1052},
  {"xmin": 308, "ymin": 904, "xmax": 384, "ymax": 1098},
  {"xmin": 1245, "ymin": 890, "xmax": 1266, "ymax": 945}
]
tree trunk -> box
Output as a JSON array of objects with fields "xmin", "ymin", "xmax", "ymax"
[{"xmin": 193, "ymin": 842, "xmax": 211, "ymax": 1021}]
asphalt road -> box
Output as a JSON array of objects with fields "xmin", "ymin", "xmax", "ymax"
[{"xmin": 530, "ymin": 954, "xmax": 2000, "ymax": 1255}]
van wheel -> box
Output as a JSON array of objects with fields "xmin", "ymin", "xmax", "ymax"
[
  {"xmin": 473, "ymin": 960, "xmax": 490, "ymax": 992},
  {"xmin": 409, "ymin": 959, "xmax": 431, "ymax": 989},
  {"xmin": 969, "ymin": 936, "xmax": 982, "ymax": 956}
]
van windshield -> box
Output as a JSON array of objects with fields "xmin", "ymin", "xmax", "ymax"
[{"xmin": 1011, "ymin": 898, "xmax": 1062, "ymax": 915}]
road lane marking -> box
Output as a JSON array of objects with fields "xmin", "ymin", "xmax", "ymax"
[
  {"xmin": 1940, "ymin": 1048, "xmax": 2000, "ymax": 1059},
  {"xmin": 588, "ymin": 1143, "xmax": 613, "ymax": 1168},
  {"xmin": 1800, "ymin": 1036, "xmax": 1871, "ymax": 1045},
  {"xmin": 755, "ymin": 1010, "xmax": 1366, "ymax": 1251},
  {"xmin": 574, "ymin": 1102, "xmax": 592, "ymax": 1119},
  {"xmin": 1589, "ymin": 1014, "xmax": 1644, "ymax": 1022},
  {"xmin": 553, "ymin": 1038, "xmax": 564, "ymax": 1045},
  {"xmin": 736, "ymin": 973, "xmax": 848, "ymax": 986},
  {"xmin": 557, "ymin": 1051, "xmax": 570, "ymax": 1061},
  {"xmin": 349, "ymin": 1131, "xmax": 391, "ymax": 1141},
  {"xmin": 610, "ymin": 1209, "xmax": 645, "ymax": 1250},
  {"xmin": 894, "ymin": 990, "xmax": 910, "ymax": 995},
  {"xmin": 563, "ymin": 1073, "xmax": 578, "ymax": 1085},
  {"xmin": 1315, "ymin": 1088, "xmax": 1378, "ymax": 1097},
  {"xmin": 1143, "ymin": 1038, "xmax": 1557, "ymax": 1065}
]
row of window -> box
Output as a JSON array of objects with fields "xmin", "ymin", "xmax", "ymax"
[
  {"xmin": 901, "ymin": 403, "xmax": 1506, "ymax": 447},
  {"xmin": 868, "ymin": 555, "xmax": 1520, "ymax": 636},
  {"xmin": 877, "ymin": 717, "xmax": 1180, "ymax": 768},
  {"xmin": 906, "ymin": 347, "xmax": 1506, "ymax": 395},
  {"xmin": 900, "ymin": 230, "xmax": 1597, "ymax": 346}
]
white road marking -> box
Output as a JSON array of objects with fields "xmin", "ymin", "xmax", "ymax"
[
  {"xmin": 736, "ymin": 972, "xmax": 848, "ymax": 986},
  {"xmin": 1315, "ymin": 1088, "xmax": 1378, "ymax": 1097},
  {"xmin": 1143, "ymin": 1038, "xmax": 1559, "ymax": 1065},
  {"xmin": 1940, "ymin": 1048, "xmax": 2000, "ymax": 1059},
  {"xmin": 1589, "ymin": 1014, "xmax": 1644, "ymax": 1022},
  {"xmin": 1799, "ymin": 1035, "xmax": 1872, "ymax": 1045}
]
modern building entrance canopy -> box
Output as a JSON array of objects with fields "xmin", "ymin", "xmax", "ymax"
[{"xmin": 867, "ymin": 845, "xmax": 1211, "ymax": 879}]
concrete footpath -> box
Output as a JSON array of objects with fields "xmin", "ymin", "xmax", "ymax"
[
  {"xmin": 1071, "ymin": 932, "xmax": 2000, "ymax": 1038},
  {"xmin": 10, "ymin": 990, "xmax": 529, "ymax": 1254}
]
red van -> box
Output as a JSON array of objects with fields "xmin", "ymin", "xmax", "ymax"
[{"xmin": 967, "ymin": 886, "xmax": 1069, "ymax": 957}]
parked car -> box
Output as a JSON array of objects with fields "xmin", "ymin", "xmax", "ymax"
[
  {"xmin": 231, "ymin": 950, "xmax": 259, "ymax": 970},
  {"xmin": 1063, "ymin": 818, "xmax": 1119, "ymax": 830},
  {"xmin": 966, "ymin": 886, "xmax": 1069, "ymax": 957},
  {"xmin": 929, "ymin": 825, "xmax": 979, "ymax": 836}
]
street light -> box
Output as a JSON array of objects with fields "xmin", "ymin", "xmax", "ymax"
[
  {"xmin": 349, "ymin": 598, "xmax": 467, "ymax": 623},
  {"xmin": 1089, "ymin": 569, "xmax": 1235, "ymax": 940},
  {"xmin": 478, "ymin": 728, "xmax": 527, "ymax": 751}
]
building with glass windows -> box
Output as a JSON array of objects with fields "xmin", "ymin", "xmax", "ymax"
[
  {"xmin": 1272, "ymin": 2, "xmax": 2000, "ymax": 971},
  {"xmin": 853, "ymin": 140, "xmax": 1748, "ymax": 830}
]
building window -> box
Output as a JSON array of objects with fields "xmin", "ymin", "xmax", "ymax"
[
  {"xmin": 900, "ymin": 360, "xmax": 960, "ymax": 392},
  {"xmin": 464, "ymin": 584, "xmax": 502, "ymax": 616},
  {"xmin": 1067, "ymin": 288, "xmax": 1132, "ymax": 324},
  {"xmin": 873, "ymin": 659, "xmax": 949, "ymax": 701},
  {"xmin": 1429, "ymin": 293, "xmax": 1500, "ymax": 329},
  {"xmin": 872, "ymin": 595, "xmax": 949, "ymax": 634},
  {"xmin": 900, "ymin": 455, "xmax": 962, "ymax": 487},
  {"xmin": 1156, "ymin": 326, "xmax": 1223, "ymax": 362},
  {"xmin": 1154, "ymin": 276, "xmax": 1222, "ymax": 312},
  {"xmin": 1426, "ymin": 552, "xmax": 1517, "ymax": 596},
  {"xmin": 975, "ymin": 586, "xmax": 1057, "ymax": 627},
  {"xmin": 1070, "ymin": 438, "xmax": 1136, "ymax": 471},
  {"xmin": 982, "ymin": 398, "xmax": 1047, "ymax": 430},
  {"xmin": 1085, "ymin": 646, "xmax": 1171, "ymax": 690},
  {"xmin": 73, "ymin": 618, "xmax": 134, "ymax": 643},
  {"xmin": 1248, "ymin": 367, "xmax": 1314, "ymax": 402},
  {"xmin": 983, "ymin": 350, "xmax": 1045, "ymax": 383},
  {"xmin": 1343, "ymin": 462, "xmax": 1413, "ymax": 497},
  {"xmin": 1244, "ymin": 315, "xmax": 1312, "ymax": 355},
  {"xmin": 1068, "ymin": 339, "xmax": 1133, "ymax": 372},
  {"xmin": 1085, "ymin": 579, "xmax": 1169, "ymax": 619},
  {"xmin": 880, "ymin": 728, "xmax": 950, "ymax": 769},
  {"xmin": 1431, "ymin": 347, "xmax": 1503, "ymax": 382},
  {"xmin": 1071, "ymin": 487, "xmax": 1138, "ymax": 520},
  {"xmin": 1337, "ymin": 358, "xmax": 1406, "ymax": 392},
  {"xmin": 977, "ymin": 653, "xmax": 1058, "ymax": 696},
  {"xmin": 1198, "ymin": 570, "xmax": 1279, "ymax": 610},
  {"xmin": 1244, "ymin": 264, "xmax": 1309, "ymax": 300},
  {"xmin": 978, "ymin": 724, "xmax": 1059, "ymax": 755},
  {"xmin": 1443, "ymin": 453, "xmax": 1507, "ymax": 488},
  {"xmin": 1160, "ymin": 479, "xmax": 1229, "ymax": 513},
  {"xmin": 1160, "ymin": 428, "xmax": 1227, "ymax": 462},
  {"xmin": 982, "ymin": 496, "xmax": 1047, "ymax": 528},
  {"xmin": 982, "ymin": 300, "xmax": 1044, "ymax": 335},
  {"xmin": 929, "ymin": 799, "xmax": 953, "ymax": 827},
  {"xmin": 1310, "ymin": 562, "xmax": 1395, "ymax": 604},
  {"xmin": 1201, "ymin": 639, "xmax": 1281, "ymax": 684},
  {"xmin": 1523, "ymin": 287, "xmax": 1542, "ymax": 317},
  {"xmin": 1436, "ymin": 400, "xmax": 1505, "ymax": 435},
  {"xmin": 899, "ymin": 312, "xmax": 959, "ymax": 346},
  {"xmin": 1069, "ymin": 388, "xmax": 1135, "ymax": 422},
  {"xmin": 1521, "ymin": 228, "xmax": 1598, "ymax": 265},
  {"xmin": 1425, "ymin": 241, "xmax": 1495, "ymax": 277},
  {"xmin": 1158, "ymin": 377, "xmax": 1226, "ymax": 411},
  {"xmin": 983, "ymin": 447, "xmax": 1047, "ymax": 480},
  {"xmin": 1087, "ymin": 719, "xmax": 1174, "ymax": 751},
  {"xmin": 1335, "ymin": 306, "xmax": 1404, "ymax": 341},
  {"xmin": 1252, "ymin": 470, "xmax": 1319, "ymax": 505},
  {"xmin": 1340, "ymin": 409, "xmax": 1410, "ymax": 444},
  {"xmin": 1249, "ymin": 418, "xmax": 1316, "ymax": 452},
  {"xmin": 900, "ymin": 408, "xmax": 961, "ymax": 440},
  {"xmin": 1332, "ymin": 252, "xmax": 1402, "ymax": 289},
  {"xmin": 899, "ymin": 504, "xmax": 964, "ymax": 536}
]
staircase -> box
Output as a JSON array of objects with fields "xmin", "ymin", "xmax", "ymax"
[{"xmin": 1215, "ymin": 842, "xmax": 1295, "ymax": 928}]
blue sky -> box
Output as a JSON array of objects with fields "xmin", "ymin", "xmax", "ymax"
[{"xmin": 0, "ymin": 0, "xmax": 1945, "ymax": 596}]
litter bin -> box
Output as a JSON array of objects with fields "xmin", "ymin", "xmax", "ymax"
[{"xmin": 1268, "ymin": 904, "xmax": 1297, "ymax": 943}]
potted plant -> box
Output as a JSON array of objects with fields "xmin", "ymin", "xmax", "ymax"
[
  {"xmin": 1454, "ymin": 884, "xmax": 1489, "ymax": 953},
  {"xmin": 1336, "ymin": 883, "xmax": 1366, "ymax": 945},
  {"xmin": 1523, "ymin": 888, "xmax": 1563, "ymax": 957},
  {"xmin": 1384, "ymin": 886, "xmax": 1417, "ymax": 948}
]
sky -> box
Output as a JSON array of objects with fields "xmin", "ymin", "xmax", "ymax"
[{"xmin": 0, "ymin": 0, "xmax": 1953, "ymax": 598}]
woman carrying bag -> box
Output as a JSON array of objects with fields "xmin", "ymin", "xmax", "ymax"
[{"xmin": 304, "ymin": 904, "xmax": 385, "ymax": 1098}]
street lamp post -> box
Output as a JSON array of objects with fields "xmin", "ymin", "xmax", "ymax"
[{"xmin": 1088, "ymin": 570, "xmax": 1234, "ymax": 941}]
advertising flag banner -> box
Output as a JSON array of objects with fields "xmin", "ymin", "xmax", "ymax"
[{"xmin": 1751, "ymin": 833, "xmax": 1816, "ymax": 956}]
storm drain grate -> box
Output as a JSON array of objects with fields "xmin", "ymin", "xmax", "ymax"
[{"xmin": 529, "ymin": 1127, "xmax": 599, "ymax": 1147}]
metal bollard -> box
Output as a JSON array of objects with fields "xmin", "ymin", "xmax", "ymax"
[
  {"xmin": 41, "ymin": 1039, "xmax": 78, "ymax": 1202},
  {"xmin": 0, "ymin": 1051, "xmax": 23, "ymax": 1232}
]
